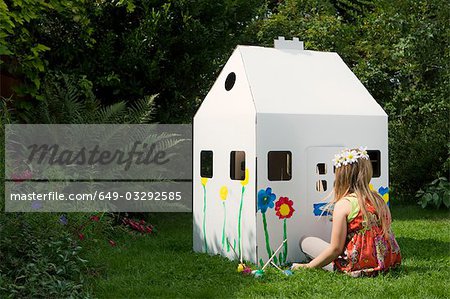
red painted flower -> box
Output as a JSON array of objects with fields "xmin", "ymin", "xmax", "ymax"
[
  {"xmin": 78, "ymin": 233, "xmax": 85, "ymax": 240},
  {"xmin": 275, "ymin": 197, "xmax": 295, "ymax": 219},
  {"xmin": 109, "ymin": 240, "xmax": 116, "ymax": 247}
]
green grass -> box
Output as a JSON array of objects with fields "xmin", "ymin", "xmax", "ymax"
[{"xmin": 83, "ymin": 205, "xmax": 450, "ymax": 298}]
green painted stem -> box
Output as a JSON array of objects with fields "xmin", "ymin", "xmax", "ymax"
[
  {"xmin": 237, "ymin": 186, "xmax": 245, "ymax": 258},
  {"xmin": 262, "ymin": 212, "xmax": 272, "ymax": 258},
  {"xmin": 283, "ymin": 219, "xmax": 287, "ymax": 264},
  {"xmin": 221, "ymin": 201, "xmax": 226, "ymax": 248},
  {"xmin": 202, "ymin": 185, "xmax": 208, "ymax": 253}
]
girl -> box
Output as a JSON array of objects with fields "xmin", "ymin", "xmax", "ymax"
[{"xmin": 292, "ymin": 147, "xmax": 401, "ymax": 277}]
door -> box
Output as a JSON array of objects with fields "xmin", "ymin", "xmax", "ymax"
[{"xmin": 306, "ymin": 146, "xmax": 343, "ymax": 242}]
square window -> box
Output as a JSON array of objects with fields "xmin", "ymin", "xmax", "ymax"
[
  {"xmin": 230, "ymin": 151, "xmax": 246, "ymax": 180},
  {"xmin": 367, "ymin": 150, "xmax": 381, "ymax": 178},
  {"xmin": 268, "ymin": 151, "xmax": 292, "ymax": 181},
  {"xmin": 316, "ymin": 180, "xmax": 327, "ymax": 192},
  {"xmin": 200, "ymin": 150, "xmax": 213, "ymax": 178},
  {"xmin": 316, "ymin": 163, "xmax": 327, "ymax": 175}
]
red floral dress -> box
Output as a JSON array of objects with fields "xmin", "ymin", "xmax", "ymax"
[{"xmin": 333, "ymin": 196, "xmax": 402, "ymax": 277}]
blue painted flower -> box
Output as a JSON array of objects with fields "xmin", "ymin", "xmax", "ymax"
[
  {"xmin": 257, "ymin": 187, "xmax": 276, "ymax": 213},
  {"xmin": 378, "ymin": 186, "xmax": 389, "ymax": 196}
]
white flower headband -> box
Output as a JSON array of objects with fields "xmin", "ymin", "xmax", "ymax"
[{"xmin": 332, "ymin": 146, "xmax": 370, "ymax": 168}]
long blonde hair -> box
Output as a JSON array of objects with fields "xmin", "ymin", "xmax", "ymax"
[{"xmin": 329, "ymin": 152, "xmax": 391, "ymax": 237}]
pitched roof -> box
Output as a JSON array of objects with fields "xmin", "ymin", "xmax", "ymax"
[{"xmin": 238, "ymin": 45, "xmax": 386, "ymax": 116}]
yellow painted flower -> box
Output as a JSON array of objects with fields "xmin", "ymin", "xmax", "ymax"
[
  {"xmin": 369, "ymin": 184, "xmax": 375, "ymax": 191},
  {"xmin": 220, "ymin": 186, "xmax": 228, "ymax": 201},
  {"xmin": 382, "ymin": 193, "xmax": 389, "ymax": 204},
  {"xmin": 241, "ymin": 168, "xmax": 249, "ymax": 186},
  {"xmin": 201, "ymin": 177, "xmax": 208, "ymax": 186}
]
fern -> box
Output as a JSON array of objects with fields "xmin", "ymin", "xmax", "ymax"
[
  {"xmin": 95, "ymin": 101, "xmax": 127, "ymax": 124},
  {"xmin": 18, "ymin": 71, "xmax": 157, "ymax": 124},
  {"xmin": 125, "ymin": 95, "xmax": 157, "ymax": 124}
]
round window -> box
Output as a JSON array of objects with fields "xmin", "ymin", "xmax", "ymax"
[{"xmin": 225, "ymin": 72, "xmax": 236, "ymax": 91}]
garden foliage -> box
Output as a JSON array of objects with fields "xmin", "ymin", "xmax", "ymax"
[
  {"xmin": 242, "ymin": 0, "xmax": 449, "ymax": 202},
  {"xmin": 0, "ymin": 0, "xmax": 448, "ymax": 297},
  {"xmin": 1, "ymin": 0, "xmax": 447, "ymax": 201}
]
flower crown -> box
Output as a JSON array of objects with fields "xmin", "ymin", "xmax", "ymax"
[{"xmin": 332, "ymin": 146, "xmax": 370, "ymax": 168}]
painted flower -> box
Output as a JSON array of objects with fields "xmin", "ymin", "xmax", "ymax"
[
  {"xmin": 378, "ymin": 186, "xmax": 389, "ymax": 204},
  {"xmin": 241, "ymin": 168, "xmax": 249, "ymax": 186},
  {"xmin": 275, "ymin": 197, "xmax": 295, "ymax": 219},
  {"xmin": 78, "ymin": 233, "xmax": 85, "ymax": 241},
  {"xmin": 109, "ymin": 240, "xmax": 117, "ymax": 247},
  {"xmin": 219, "ymin": 186, "xmax": 228, "ymax": 200},
  {"xmin": 257, "ymin": 187, "xmax": 276, "ymax": 213},
  {"xmin": 201, "ymin": 177, "xmax": 208, "ymax": 186}
]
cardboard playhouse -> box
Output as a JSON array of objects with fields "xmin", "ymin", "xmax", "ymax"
[{"xmin": 192, "ymin": 37, "xmax": 389, "ymax": 267}]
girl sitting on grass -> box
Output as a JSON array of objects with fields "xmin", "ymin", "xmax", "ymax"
[{"xmin": 292, "ymin": 147, "xmax": 401, "ymax": 277}]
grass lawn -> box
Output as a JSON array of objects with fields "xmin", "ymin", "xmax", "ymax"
[{"xmin": 83, "ymin": 205, "xmax": 450, "ymax": 298}]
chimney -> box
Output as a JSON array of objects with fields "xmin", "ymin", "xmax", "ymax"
[{"xmin": 274, "ymin": 36, "xmax": 304, "ymax": 51}]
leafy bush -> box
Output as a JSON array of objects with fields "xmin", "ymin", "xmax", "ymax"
[
  {"xmin": 2, "ymin": 0, "xmax": 263, "ymax": 123},
  {"xmin": 0, "ymin": 213, "xmax": 93, "ymax": 298},
  {"xmin": 0, "ymin": 0, "xmax": 94, "ymax": 100},
  {"xmin": 416, "ymin": 177, "xmax": 450, "ymax": 209}
]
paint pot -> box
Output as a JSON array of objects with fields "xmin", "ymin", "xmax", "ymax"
[
  {"xmin": 242, "ymin": 266, "xmax": 252, "ymax": 275},
  {"xmin": 283, "ymin": 269, "xmax": 293, "ymax": 276},
  {"xmin": 252, "ymin": 269, "xmax": 264, "ymax": 278},
  {"xmin": 237, "ymin": 263, "xmax": 245, "ymax": 273}
]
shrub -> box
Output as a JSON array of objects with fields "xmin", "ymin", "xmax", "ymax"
[
  {"xmin": 416, "ymin": 177, "xmax": 450, "ymax": 209},
  {"xmin": 0, "ymin": 213, "xmax": 92, "ymax": 298}
]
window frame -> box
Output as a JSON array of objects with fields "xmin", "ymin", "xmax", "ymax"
[
  {"xmin": 230, "ymin": 150, "xmax": 246, "ymax": 180},
  {"xmin": 200, "ymin": 150, "xmax": 214, "ymax": 178},
  {"xmin": 267, "ymin": 150, "xmax": 292, "ymax": 181}
]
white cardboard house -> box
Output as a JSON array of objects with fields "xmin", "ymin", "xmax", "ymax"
[{"xmin": 192, "ymin": 37, "xmax": 390, "ymax": 266}]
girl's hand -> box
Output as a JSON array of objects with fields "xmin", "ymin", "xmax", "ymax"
[{"xmin": 291, "ymin": 263, "xmax": 310, "ymax": 270}]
